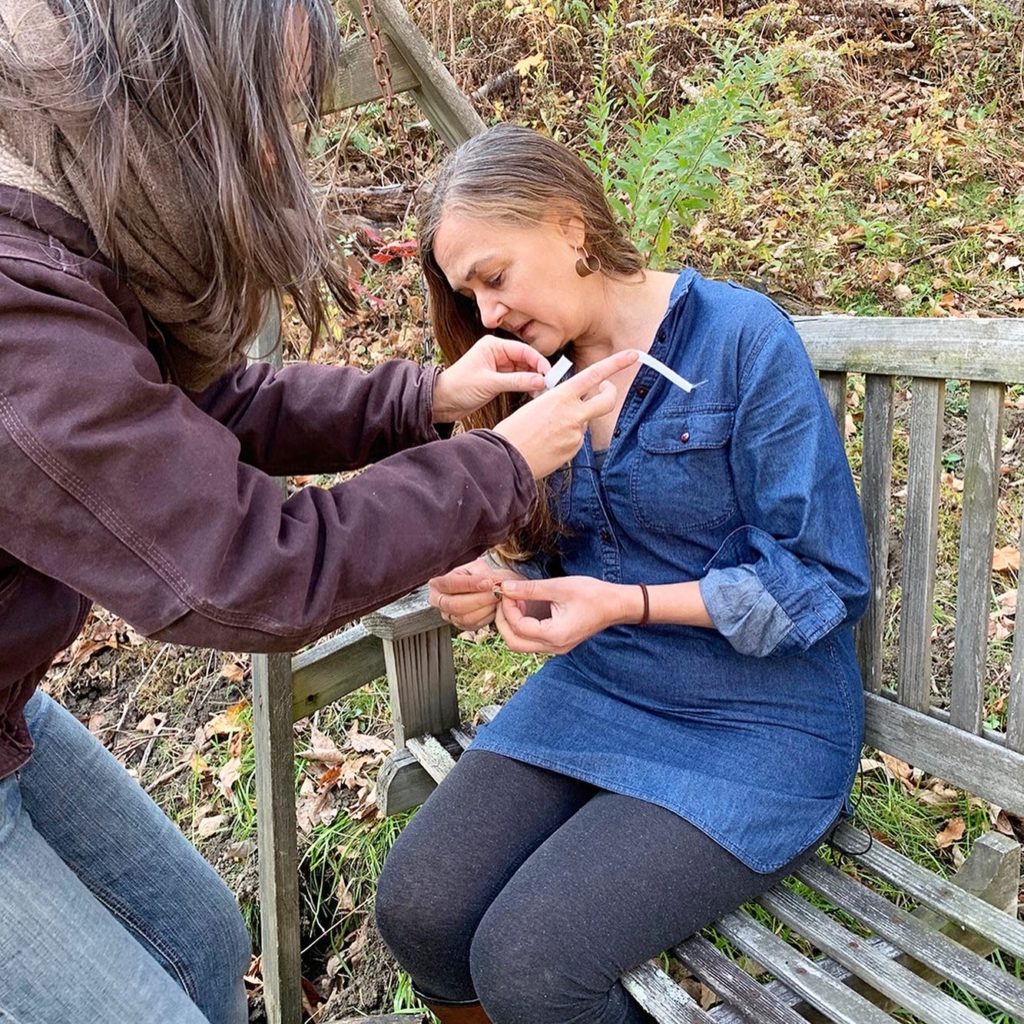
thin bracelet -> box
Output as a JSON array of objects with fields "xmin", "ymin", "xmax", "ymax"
[{"xmin": 637, "ymin": 583, "xmax": 650, "ymax": 627}]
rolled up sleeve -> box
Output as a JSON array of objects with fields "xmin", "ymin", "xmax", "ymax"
[{"xmin": 700, "ymin": 320, "xmax": 870, "ymax": 658}]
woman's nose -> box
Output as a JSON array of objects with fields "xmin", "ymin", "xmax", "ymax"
[{"xmin": 480, "ymin": 300, "xmax": 508, "ymax": 330}]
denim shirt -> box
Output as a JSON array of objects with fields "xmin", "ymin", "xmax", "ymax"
[{"xmin": 473, "ymin": 269, "xmax": 871, "ymax": 873}]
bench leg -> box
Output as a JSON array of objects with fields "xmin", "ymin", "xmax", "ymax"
[{"xmin": 253, "ymin": 652, "xmax": 303, "ymax": 1024}]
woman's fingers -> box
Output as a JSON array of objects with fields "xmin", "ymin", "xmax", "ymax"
[
  {"xmin": 560, "ymin": 349, "xmax": 638, "ymax": 399},
  {"xmin": 490, "ymin": 370, "xmax": 547, "ymax": 394},
  {"xmin": 578, "ymin": 379, "xmax": 618, "ymax": 419},
  {"xmin": 482, "ymin": 335, "xmax": 552, "ymax": 376},
  {"xmin": 429, "ymin": 569, "xmax": 493, "ymax": 595}
]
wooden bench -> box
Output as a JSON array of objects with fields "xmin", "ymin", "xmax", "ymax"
[{"xmin": 267, "ymin": 317, "xmax": 1024, "ymax": 1024}]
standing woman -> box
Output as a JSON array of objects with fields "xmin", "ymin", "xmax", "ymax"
[
  {"xmin": 374, "ymin": 125, "xmax": 871, "ymax": 1024},
  {"xmin": 0, "ymin": 6, "xmax": 633, "ymax": 1024}
]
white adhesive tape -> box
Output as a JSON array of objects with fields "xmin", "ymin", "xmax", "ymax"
[
  {"xmin": 544, "ymin": 351, "xmax": 703, "ymax": 394},
  {"xmin": 544, "ymin": 354, "xmax": 574, "ymax": 389}
]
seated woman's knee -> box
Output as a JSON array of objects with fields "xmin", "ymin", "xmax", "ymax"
[
  {"xmin": 374, "ymin": 835, "xmax": 473, "ymax": 964},
  {"xmin": 470, "ymin": 902, "xmax": 591, "ymax": 1024}
]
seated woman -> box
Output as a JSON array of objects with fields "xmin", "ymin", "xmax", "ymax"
[{"xmin": 375, "ymin": 124, "xmax": 870, "ymax": 1024}]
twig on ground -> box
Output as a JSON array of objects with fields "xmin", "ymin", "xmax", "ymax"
[
  {"xmin": 110, "ymin": 643, "xmax": 171, "ymax": 737},
  {"xmin": 143, "ymin": 737, "xmax": 213, "ymax": 793}
]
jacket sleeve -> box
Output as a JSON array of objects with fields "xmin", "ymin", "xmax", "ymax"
[
  {"xmin": 697, "ymin": 319, "xmax": 870, "ymax": 657},
  {"xmin": 187, "ymin": 358, "xmax": 447, "ymax": 476},
  {"xmin": 0, "ymin": 257, "xmax": 537, "ymax": 653}
]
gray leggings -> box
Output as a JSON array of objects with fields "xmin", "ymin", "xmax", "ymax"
[{"xmin": 375, "ymin": 750, "xmax": 832, "ymax": 1024}]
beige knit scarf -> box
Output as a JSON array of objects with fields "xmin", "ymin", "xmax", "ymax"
[{"xmin": 0, "ymin": 0, "xmax": 240, "ymax": 388}]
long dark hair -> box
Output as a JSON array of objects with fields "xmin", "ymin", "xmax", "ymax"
[
  {"xmin": 0, "ymin": 0, "xmax": 354, "ymax": 377},
  {"xmin": 419, "ymin": 124, "xmax": 645, "ymax": 560}
]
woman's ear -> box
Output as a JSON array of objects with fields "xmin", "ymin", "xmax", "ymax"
[{"xmin": 550, "ymin": 202, "xmax": 586, "ymax": 248}]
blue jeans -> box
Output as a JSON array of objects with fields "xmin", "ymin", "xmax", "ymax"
[{"xmin": 0, "ymin": 691, "xmax": 251, "ymax": 1024}]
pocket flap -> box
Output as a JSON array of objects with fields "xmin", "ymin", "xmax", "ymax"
[{"xmin": 637, "ymin": 409, "xmax": 734, "ymax": 454}]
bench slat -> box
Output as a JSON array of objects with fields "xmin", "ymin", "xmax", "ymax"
[
  {"xmin": 795, "ymin": 316, "xmax": 1024, "ymax": 382},
  {"xmin": 795, "ymin": 860, "xmax": 1024, "ymax": 1019},
  {"xmin": 834, "ymin": 822, "xmax": 1024, "ymax": 960},
  {"xmin": 406, "ymin": 734, "xmax": 458, "ymax": 783},
  {"xmin": 715, "ymin": 910, "xmax": 899, "ymax": 1024},
  {"xmin": 898, "ymin": 377, "xmax": 945, "ymax": 713},
  {"xmin": 757, "ymin": 887, "xmax": 991, "ymax": 1024},
  {"xmin": 451, "ymin": 726, "xmax": 476, "ymax": 751},
  {"xmin": 673, "ymin": 933, "xmax": 810, "ymax": 1024},
  {"xmin": 856, "ymin": 374, "xmax": 896, "ymax": 693},
  {"xmin": 951, "ymin": 381, "xmax": 1005, "ymax": 733},
  {"xmin": 621, "ymin": 961, "xmax": 717, "ymax": 1023},
  {"xmin": 290, "ymin": 624, "xmax": 386, "ymax": 722},
  {"xmin": 323, "ymin": 35, "xmax": 420, "ymax": 113},
  {"xmin": 864, "ymin": 692, "xmax": 1024, "ymax": 816},
  {"xmin": 819, "ymin": 372, "xmax": 847, "ymax": 437},
  {"xmin": 1007, "ymin": 499, "xmax": 1024, "ymax": 753}
]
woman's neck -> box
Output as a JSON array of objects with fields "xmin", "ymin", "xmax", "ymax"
[{"xmin": 572, "ymin": 269, "xmax": 679, "ymax": 367}]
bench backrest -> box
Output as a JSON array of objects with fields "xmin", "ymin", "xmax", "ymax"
[{"xmin": 795, "ymin": 316, "xmax": 1024, "ymax": 817}]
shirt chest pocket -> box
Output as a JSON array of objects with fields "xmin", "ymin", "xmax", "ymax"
[{"xmin": 629, "ymin": 409, "xmax": 738, "ymax": 535}]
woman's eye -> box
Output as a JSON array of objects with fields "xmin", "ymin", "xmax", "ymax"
[{"xmin": 486, "ymin": 272, "xmax": 503, "ymax": 288}]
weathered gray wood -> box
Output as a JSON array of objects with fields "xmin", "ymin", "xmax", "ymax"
[
  {"xmin": 674, "ymin": 934, "xmax": 810, "ymax": 1024},
  {"xmin": 406, "ymin": 733, "xmax": 458, "ymax": 783},
  {"xmin": 855, "ymin": 374, "xmax": 896, "ymax": 693},
  {"xmin": 757, "ymin": 887, "xmax": 991, "ymax": 1024},
  {"xmin": 345, "ymin": 0, "xmax": 484, "ymax": 148},
  {"xmin": 715, "ymin": 911, "xmax": 900, "ymax": 1024},
  {"xmin": 709, "ymin": 830, "xmax": 1022, "ymax": 1024},
  {"xmin": 248, "ymin": 300, "xmax": 303, "ymax": 1024},
  {"xmin": 950, "ymin": 381, "xmax": 1005, "ymax": 733},
  {"xmin": 362, "ymin": 587, "xmax": 442, "ymax": 641},
  {"xmin": 1007, "ymin": 498, "xmax": 1024, "ymax": 753},
  {"xmin": 290, "ymin": 624, "xmax": 385, "ymax": 721},
  {"xmin": 621, "ymin": 961, "xmax": 717, "ymax": 1024},
  {"xmin": 897, "ymin": 377, "xmax": 944, "ymax": 712},
  {"xmin": 835, "ymin": 822, "xmax": 1024, "ymax": 959},
  {"xmin": 252, "ymin": 653, "xmax": 303, "ymax": 1024},
  {"xmin": 794, "ymin": 316, "xmax": 1024, "ymax": 382},
  {"xmin": 863, "ymin": 692, "xmax": 1024, "ymax": 816},
  {"xmin": 819, "ymin": 371, "xmax": 847, "ymax": 437},
  {"xmin": 376, "ymin": 737, "xmax": 462, "ymax": 815},
  {"xmin": 795, "ymin": 860, "xmax": 1024, "ymax": 1020},
  {"xmin": 324, "ymin": 35, "xmax": 420, "ymax": 113},
  {"xmin": 451, "ymin": 725, "xmax": 476, "ymax": 750},
  {"xmin": 377, "ymin": 625, "xmax": 458, "ymax": 746}
]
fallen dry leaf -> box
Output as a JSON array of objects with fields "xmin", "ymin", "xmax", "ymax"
[
  {"xmin": 204, "ymin": 699, "xmax": 250, "ymax": 739},
  {"xmin": 299, "ymin": 724, "xmax": 346, "ymax": 764},
  {"xmin": 197, "ymin": 813, "xmax": 226, "ymax": 838},
  {"xmin": 217, "ymin": 756, "xmax": 242, "ymax": 800},
  {"xmin": 347, "ymin": 723, "xmax": 393, "ymax": 755},
  {"xmin": 934, "ymin": 817, "xmax": 965, "ymax": 849},
  {"xmin": 220, "ymin": 661, "xmax": 246, "ymax": 683},
  {"xmin": 993, "ymin": 546, "xmax": 1020, "ymax": 574},
  {"xmin": 880, "ymin": 752, "xmax": 914, "ymax": 791}
]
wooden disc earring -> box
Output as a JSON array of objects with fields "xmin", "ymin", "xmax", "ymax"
[{"xmin": 574, "ymin": 246, "xmax": 601, "ymax": 277}]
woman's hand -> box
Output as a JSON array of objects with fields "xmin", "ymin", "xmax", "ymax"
[
  {"xmin": 427, "ymin": 558, "xmax": 526, "ymax": 632},
  {"xmin": 432, "ymin": 336, "xmax": 551, "ymax": 423},
  {"xmin": 494, "ymin": 576, "xmax": 641, "ymax": 654},
  {"xmin": 493, "ymin": 349, "xmax": 638, "ymax": 480}
]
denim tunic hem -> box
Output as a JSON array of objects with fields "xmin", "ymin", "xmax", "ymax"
[{"xmin": 466, "ymin": 733, "xmax": 851, "ymax": 875}]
